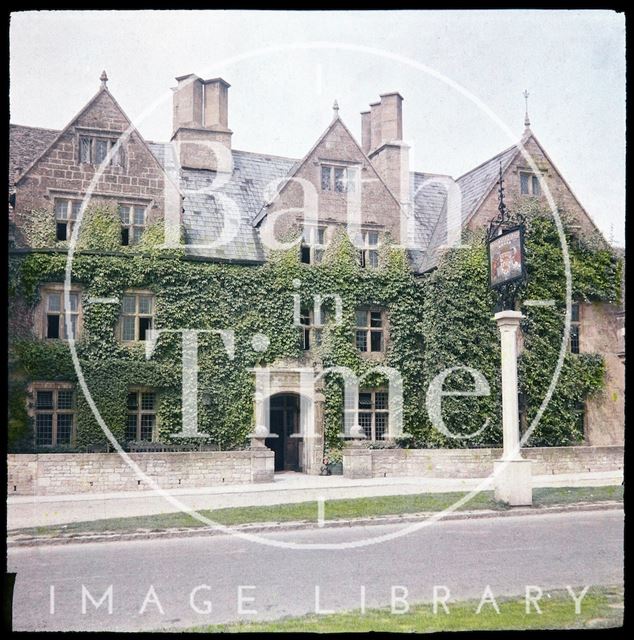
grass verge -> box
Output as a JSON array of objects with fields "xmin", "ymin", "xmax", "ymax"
[
  {"xmin": 10, "ymin": 485, "xmax": 622, "ymax": 539},
  {"xmin": 183, "ymin": 585, "xmax": 624, "ymax": 632}
]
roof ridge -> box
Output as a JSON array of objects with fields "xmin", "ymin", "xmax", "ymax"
[
  {"xmin": 10, "ymin": 123, "xmax": 61, "ymax": 134},
  {"xmin": 456, "ymin": 143, "xmax": 518, "ymax": 182}
]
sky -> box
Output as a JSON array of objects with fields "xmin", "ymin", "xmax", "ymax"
[{"xmin": 9, "ymin": 10, "xmax": 626, "ymax": 245}]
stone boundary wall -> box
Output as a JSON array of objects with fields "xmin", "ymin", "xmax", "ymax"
[
  {"xmin": 343, "ymin": 446, "xmax": 624, "ymax": 479},
  {"xmin": 8, "ymin": 450, "xmax": 274, "ymax": 496}
]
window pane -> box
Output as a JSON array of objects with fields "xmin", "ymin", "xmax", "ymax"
[
  {"xmin": 139, "ymin": 296, "xmax": 153, "ymax": 315},
  {"xmin": 355, "ymin": 310, "xmax": 367, "ymax": 327},
  {"xmin": 71, "ymin": 202, "xmax": 81, "ymax": 220},
  {"xmin": 80, "ymin": 137, "xmax": 91, "ymax": 163},
  {"xmin": 141, "ymin": 392, "xmax": 156, "ymax": 411},
  {"xmin": 122, "ymin": 295, "xmax": 136, "ymax": 314},
  {"xmin": 532, "ymin": 175, "xmax": 541, "ymax": 195},
  {"xmin": 317, "ymin": 228, "xmax": 326, "ymax": 245},
  {"xmin": 138, "ymin": 317, "xmax": 152, "ymax": 341},
  {"xmin": 119, "ymin": 206, "xmax": 130, "ymax": 224},
  {"xmin": 302, "ymin": 327, "xmax": 310, "ymax": 351},
  {"xmin": 358, "ymin": 392, "xmax": 372, "ymax": 409},
  {"xmin": 359, "ymin": 412, "xmax": 372, "ymax": 439},
  {"xmin": 54, "ymin": 200, "xmax": 68, "ymax": 219},
  {"xmin": 127, "ymin": 392, "xmax": 138, "ymax": 410},
  {"xmin": 368, "ymin": 250, "xmax": 379, "ymax": 268},
  {"xmin": 36, "ymin": 391, "xmax": 54, "ymax": 410},
  {"xmin": 314, "ymin": 249, "xmax": 324, "ymax": 264},
  {"xmin": 121, "ymin": 227, "xmax": 130, "ymax": 246},
  {"xmin": 334, "ymin": 167, "xmax": 345, "ymax": 192},
  {"xmin": 47, "ymin": 315, "xmax": 60, "ymax": 339},
  {"xmin": 355, "ymin": 330, "xmax": 367, "ymax": 351},
  {"xmin": 68, "ymin": 293, "xmax": 79, "ymax": 311},
  {"xmin": 375, "ymin": 392, "xmax": 388, "ymax": 410},
  {"xmin": 56, "ymin": 222, "xmax": 68, "ymax": 241},
  {"xmin": 56, "ymin": 414, "xmax": 73, "ymax": 444},
  {"xmin": 36, "ymin": 414, "xmax": 53, "ymax": 446},
  {"xmin": 301, "ymin": 245, "xmax": 311, "ymax": 264},
  {"xmin": 140, "ymin": 414, "xmax": 155, "ymax": 440},
  {"xmin": 122, "ymin": 316, "xmax": 136, "ymax": 341},
  {"xmin": 370, "ymin": 311, "xmax": 382, "ymax": 327},
  {"xmin": 95, "ymin": 139, "xmax": 108, "ymax": 164},
  {"xmin": 315, "ymin": 328, "xmax": 323, "ymax": 346},
  {"xmin": 367, "ymin": 231, "xmax": 379, "ymax": 247},
  {"xmin": 57, "ymin": 389, "xmax": 74, "ymax": 409},
  {"xmin": 375, "ymin": 413, "xmax": 388, "ymax": 440},
  {"xmin": 300, "ymin": 312, "xmax": 310, "ymax": 327},
  {"xmin": 126, "ymin": 414, "xmax": 138, "ymax": 441},
  {"xmin": 571, "ymin": 303, "xmax": 580, "ymax": 323},
  {"xmin": 370, "ymin": 330, "xmax": 383, "ymax": 352},
  {"xmin": 570, "ymin": 325, "xmax": 580, "ymax": 354},
  {"xmin": 47, "ymin": 293, "xmax": 61, "ymax": 312},
  {"xmin": 321, "ymin": 166, "xmax": 331, "ymax": 191},
  {"xmin": 520, "ymin": 173, "xmax": 529, "ymax": 195},
  {"xmin": 134, "ymin": 207, "xmax": 145, "ymax": 225}
]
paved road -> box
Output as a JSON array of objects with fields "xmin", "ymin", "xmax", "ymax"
[{"xmin": 7, "ymin": 509, "xmax": 623, "ymax": 632}]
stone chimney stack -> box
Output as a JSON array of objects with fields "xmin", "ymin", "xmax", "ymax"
[
  {"xmin": 202, "ymin": 78, "xmax": 230, "ymax": 130},
  {"xmin": 362, "ymin": 92, "xmax": 409, "ymax": 209},
  {"xmin": 171, "ymin": 74, "xmax": 232, "ymax": 172},
  {"xmin": 360, "ymin": 111, "xmax": 371, "ymax": 153}
]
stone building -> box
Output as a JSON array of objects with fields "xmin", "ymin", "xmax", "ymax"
[{"xmin": 8, "ymin": 72, "xmax": 624, "ymax": 474}]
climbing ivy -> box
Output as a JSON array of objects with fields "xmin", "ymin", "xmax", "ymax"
[{"xmin": 8, "ymin": 202, "xmax": 622, "ymax": 455}]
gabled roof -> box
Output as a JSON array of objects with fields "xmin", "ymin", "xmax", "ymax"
[
  {"xmin": 9, "ymin": 124, "xmax": 59, "ymax": 190},
  {"xmin": 252, "ymin": 114, "xmax": 402, "ymax": 227},
  {"xmin": 14, "ymin": 85, "xmax": 173, "ymax": 189}
]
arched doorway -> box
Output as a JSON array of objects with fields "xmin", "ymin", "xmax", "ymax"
[{"xmin": 266, "ymin": 393, "xmax": 301, "ymax": 472}]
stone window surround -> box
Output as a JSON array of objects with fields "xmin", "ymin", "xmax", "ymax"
[
  {"xmin": 300, "ymin": 224, "xmax": 327, "ymax": 264},
  {"xmin": 36, "ymin": 282, "xmax": 83, "ymax": 341},
  {"xmin": 355, "ymin": 306, "xmax": 388, "ymax": 356},
  {"xmin": 126, "ymin": 386, "xmax": 159, "ymax": 442},
  {"xmin": 300, "ymin": 305, "xmax": 327, "ymax": 351},
  {"xmin": 119, "ymin": 202, "xmax": 148, "ymax": 246},
  {"xmin": 27, "ymin": 381, "xmax": 76, "ymax": 447},
  {"xmin": 318, "ymin": 159, "xmax": 360, "ymax": 193},
  {"xmin": 344, "ymin": 387, "xmax": 389, "ymax": 441},
  {"xmin": 75, "ymin": 126, "xmax": 127, "ymax": 169},
  {"xmin": 118, "ymin": 289, "xmax": 155, "ymax": 343},
  {"xmin": 516, "ymin": 166, "xmax": 547, "ymax": 197},
  {"xmin": 47, "ymin": 190, "xmax": 154, "ymax": 244}
]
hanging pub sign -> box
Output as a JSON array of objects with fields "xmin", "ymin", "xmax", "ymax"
[{"xmin": 488, "ymin": 225, "xmax": 525, "ymax": 289}]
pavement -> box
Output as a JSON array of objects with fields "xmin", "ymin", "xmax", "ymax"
[
  {"xmin": 7, "ymin": 509, "xmax": 624, "ymax": 632},
  {"xmin": 7, "ymin": 469, "xmax": 623, "ymax": 530}
]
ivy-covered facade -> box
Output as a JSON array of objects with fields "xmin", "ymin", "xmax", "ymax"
[{"xmin": 8, "ymin": 72, "xmax": 624, "ymax": 474}]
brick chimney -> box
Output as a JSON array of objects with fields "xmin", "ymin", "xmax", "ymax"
[
  {"xmin": 362, "ymin": 92, "xmax": 409, "ymax": 209},
  {"xmin": 171, "ymin": 74, "xmax": 232, "ymax": 172}
]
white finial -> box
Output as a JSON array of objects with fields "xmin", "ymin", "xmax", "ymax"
[
  {"xmin": 523, "ymin": 89, "xmax": 530, "ymax": 128},
  {"xmin": 332, "ymin": 99, "xmax": 339, "ymax": 119},
  {"xmin": 100, "ymin": 70, "xmax": 108, "ymax": 88}
]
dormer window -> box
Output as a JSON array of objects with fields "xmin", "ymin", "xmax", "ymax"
[
  {"xmin": 54, "ymin": 199, "xmax": 82, "ymax": 241},
  {"xmin": 321, "ymin": 164, "xmax": 358, "ymax": 193},
  {"xmin": 359, "ymin": 230, "xmax": 380, "ymax": 268},
  {"xmin": 78, "ymin": 135, "xmax": 125, "ymax": 168},
  {"xmin": 300, "ymin": 226, "xmax": 326, "ymax": 264},
  {"xmin": 119, "ymin": 205, "xmax": 147, "ymax": 246},
  {"xmin": 520, "ymin": 172, "xmax": 541, "ymax": 196}
]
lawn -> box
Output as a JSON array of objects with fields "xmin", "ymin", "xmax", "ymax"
[
  {"xmin": 183, "ymin": 585, "xmax": 624, "ymax": 632},
  {"xmin": 11, "ymin": 485, "xmax": 622, "ymax": 540}
]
